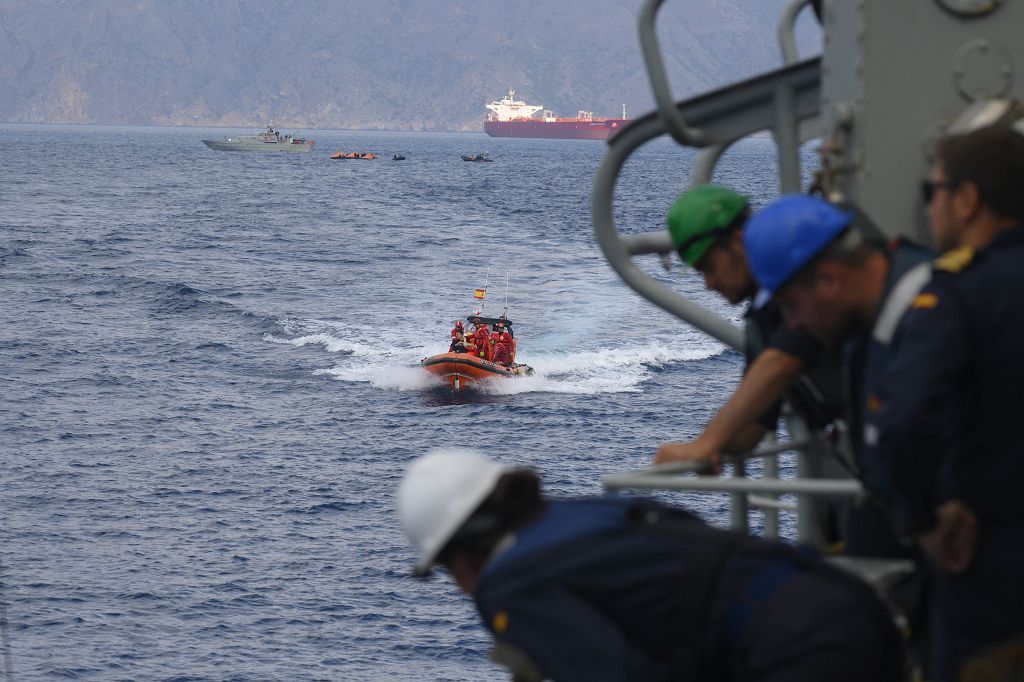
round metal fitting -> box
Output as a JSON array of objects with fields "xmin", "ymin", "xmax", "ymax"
[
  {"xmin": 935, "ymin": 0, "xmax": 1005, "ymax": 17},
  {"xmin": 953, "ymin": 38, "xmax": 1014, "ymax": 101}
]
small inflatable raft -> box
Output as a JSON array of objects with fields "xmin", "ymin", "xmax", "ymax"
[
  {"xmin": 421, "ymin": 352, "xmax": 533, "ymax": 391},
  {"xmin": 331, "ymin": 151, "xmax": 377, "ymax": 159}
]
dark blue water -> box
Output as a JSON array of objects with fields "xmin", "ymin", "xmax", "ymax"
[{"xmin": 2, "ymin": 123, "xmax": 795, "ymax": 679}]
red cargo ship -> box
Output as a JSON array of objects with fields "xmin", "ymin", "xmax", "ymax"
[{"xmin": 483, "ymin": 88, "xmax": 630, "ymax": 141}]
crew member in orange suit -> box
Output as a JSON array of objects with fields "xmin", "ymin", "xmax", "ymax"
[
  {"xmin": 492, "ymin": 328, "xmax": 511, "ymax": 366},
  {"xmin": 472, "ymin": 322, "xmax": 492, "ymax": 360},
  {"xmin": 449, "ymin": 321, "xmax": 464, "ymax": 346},
  {"xmin": 486, "ymin": 329, "xmax": 502, "ymax": 363},
  {"xmin": 500, "ymin": 329, "xmax": 515, "ymax": 365}
]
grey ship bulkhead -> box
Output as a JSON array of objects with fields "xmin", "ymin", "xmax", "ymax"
[{"xmin": 202, "ymin": 125, "xmax": 314, "ymax": 152}]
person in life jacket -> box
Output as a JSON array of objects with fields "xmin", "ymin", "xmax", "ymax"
[
  {"xmin": 498, "ymin": 327, "xmax": 515, "ymax": 366},
  {"xmin": 654, "ymin": 185, "xmax": 842, "ymax": 476},
  {"xmin": 450, "ymin": 330, "xmax": 469, "ymax": 354},
  {"xmin": 449, "ymin": 321, "xmax": 467, "ymax": 352},
  {"xmin": 472, "ymin": 322, "xmax": 492, "ymax": 360},
  {"xmin": 486, "ymin": 329, "xmax": 502, "ymax": 363},
  {"xmin": 398, "ymin": 449, "xmax": 905, "ymax": 682},
  {"xmin": 491, "ymin": 325, "xmax": 511, "ymax": 367}
]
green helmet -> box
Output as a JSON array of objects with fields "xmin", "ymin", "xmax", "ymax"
[{"xmin": 666, "ymin": 185, "xmax": 749, "ymax": 266}]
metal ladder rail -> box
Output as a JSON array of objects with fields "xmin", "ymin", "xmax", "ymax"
[
  {"xmin": 638, "ymin": 0, "xmax": 812, "ymax": 192},
  {"xmin": 591, "ymin": 56, "xmax": 822, "ymax": 351},
  {"xmin": 691, "ymin": 0, "xmax": 816, "ymax": 185},
  {"xmin": 637, "ymin": 0, "xmax": 707, "ymax": 147},
  {"xmin": 638, "ymin": 0, "xmax": 818, "ymax": 139},
  {"xmin": 778, "ymin": 0, "xmax": 815, "ymax": 67}
]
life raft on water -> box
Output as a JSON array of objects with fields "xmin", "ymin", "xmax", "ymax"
[
  {"xmin": 421, "ymin": 352, "xmax": 533, "ymax": 391},
  {"xmin": 331, "ymin": 151, "xmax": 377, "ymax": 159}
]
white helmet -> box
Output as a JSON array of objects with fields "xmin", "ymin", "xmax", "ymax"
[{"xmin": 398, "ymin": 448, "xmax": 509, "ymax": 576}]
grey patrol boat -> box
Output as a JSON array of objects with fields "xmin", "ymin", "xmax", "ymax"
[{"xmin": 202, "ymin": 125, "xmax": 314, "ymax": 152}]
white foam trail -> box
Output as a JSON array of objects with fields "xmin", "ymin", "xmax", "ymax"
[
  {"xmin": 526, "ymin": 341, "xmax": 718, "ymax": 374},
  {"xmin": 263, "ymin": 332, "xmax": 378, "ymax": 356},
  {"xmin": 315, "ymin": 364, "xmax": 442, "ymax": 391},
  {"xmin": 266, "ymin": 319, "xmax": 445, "ymax": 391},
  {"xmin": 483, "ymin": 341, "xmax": 723, "ymax": 395},
  {"xmin": 267, "ymin": 316, "xmax": 727, "ymax": 395}
]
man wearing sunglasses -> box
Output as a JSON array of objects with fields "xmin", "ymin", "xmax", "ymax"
[{"xmin": 872, "ymin": 125, "xmax": 1024, "ymax": 682}]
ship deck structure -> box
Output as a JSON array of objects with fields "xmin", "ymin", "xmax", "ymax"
[{"xmin": 484, "ymin": 88, "xmax": 630, "ymax": 140}]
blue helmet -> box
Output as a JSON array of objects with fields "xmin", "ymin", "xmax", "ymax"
[{"xmin": 743, "ymin": 195, "xmax": 853, "ymax": 295}]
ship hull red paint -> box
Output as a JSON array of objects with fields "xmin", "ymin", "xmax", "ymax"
[{"xmin": 484, "ymin": 118, "xmax": 629, "ymax": 141}]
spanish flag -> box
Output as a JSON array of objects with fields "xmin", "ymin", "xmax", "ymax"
[{"xmin": 474, "ymin": 288, "xmax": 487, "ymax": 300}]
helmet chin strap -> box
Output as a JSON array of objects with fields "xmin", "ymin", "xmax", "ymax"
[{"xmin": 440, "ymin": 511, "xmax": 504, "ymax": 562}]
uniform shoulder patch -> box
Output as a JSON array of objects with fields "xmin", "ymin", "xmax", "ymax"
[
  {"xmin": 492, "ymin": 610, "xmax": 509, "ymax": 635},
  {"xmin": 911, "ymin": 292, "xmax": 939, "ymax": 309},
  {"xmin": 934, "ymin": 246, "xmax": 975, "ymax": 274}
]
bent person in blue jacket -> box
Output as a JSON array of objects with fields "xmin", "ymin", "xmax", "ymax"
[{"xmin": 398, "ymin": 449, "xmax": 906, "ymax": 681}]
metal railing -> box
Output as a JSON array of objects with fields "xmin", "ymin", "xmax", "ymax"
[
  {"xmin": 592, "ymin": 0, "xmax": 851, "ymax": 546},
  {"xmin": 591, "ymin": 57, "xmax": 821, "ymax": 350},
  {"xmin": 604, "ymin": 435, "xmax": 863, "ymax": 541},
  {"xmin": 778, "ymin": 0, "xmax": 815, "ymax": 66}
]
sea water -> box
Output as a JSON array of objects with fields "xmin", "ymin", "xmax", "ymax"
[{"xmin": 2, "ymin": 124, "xmax": 803, "ymax": 679}]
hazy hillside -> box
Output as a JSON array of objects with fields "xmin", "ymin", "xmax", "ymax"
[{"xmin": 0, "ymin": 0, "xmax": 820, "ymax": 130}]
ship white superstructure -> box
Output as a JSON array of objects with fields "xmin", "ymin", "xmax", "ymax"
[{"xmin": 485, "ymin": 88, "xmax": 544, "ymax": 121}]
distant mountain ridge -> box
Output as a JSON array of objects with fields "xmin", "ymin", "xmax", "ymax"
[{"xmin": 0, "ymin": 0, "xmax": 820, "ymax": 130}]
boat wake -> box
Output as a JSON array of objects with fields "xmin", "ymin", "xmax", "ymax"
[
  {"xmin": 482, "ymin": 342, "xmax": 721, "ymax": 394},
  {"xmin": 265, "ymin": 317, "xmax": 725, "ymax": 395}
]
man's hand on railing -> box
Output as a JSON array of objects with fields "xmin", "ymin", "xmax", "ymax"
[{"xmin": 654, "ymin": 439, "xmax": 723, "ymax": 474}]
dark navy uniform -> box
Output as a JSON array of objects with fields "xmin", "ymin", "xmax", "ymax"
[
  {"xmin": 835, "ymin": 241, "xmax": 935, "ymax": 675},
  {"xmin": 841, "ymin": 240, "xmax": 933, "ymax": 557},
  {"xmin": 747, "ymin": 301, "xmax": 848, "ymax": 545},
  {"xmin": 474, "ymin": 497, "xmax": 903, "ymax": 682},
  {"xmin": 745, "ymin": 300, "xmax": 841, "ymax": 432},
  {"xmin": 864, "ymin": 227, "xmax": 1024, "ymax": 681}
]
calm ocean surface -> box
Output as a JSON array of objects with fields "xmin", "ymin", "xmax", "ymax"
[{"xmin": 2, "ymin": 123, "xmax": 800, "ymax": 679}]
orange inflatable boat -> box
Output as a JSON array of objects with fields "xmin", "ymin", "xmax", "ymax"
[
  {"xmin": 421, "ymin": 352, "xmax": 533, "ymax": 391},
  {"xmin": 421, "ymin": 314, "xmax": 534, "ymax": 390}
]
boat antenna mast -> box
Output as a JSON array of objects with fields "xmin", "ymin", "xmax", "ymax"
[{"xmin": 503, "ymin": 272, "xmax": 510, "ymax": 317}]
